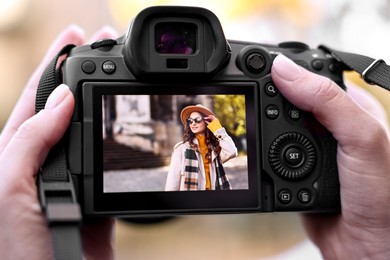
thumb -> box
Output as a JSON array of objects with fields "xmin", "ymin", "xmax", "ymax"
[
  {"xmin": 0, "ymin": 84, "xmax": 74, "ymax": 180},
  {"xmin": 271, "ymin": 55, "xmax": 389, "ymax": 156}
]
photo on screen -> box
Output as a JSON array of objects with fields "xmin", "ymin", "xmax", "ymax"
[{"xmin": 102, "ymin": 94, "xmax": 249, "ymax": 193}]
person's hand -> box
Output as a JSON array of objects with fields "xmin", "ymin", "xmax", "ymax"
[
  {"xmin": 204, "ymin": 115, "xmax": 217, "ymax": 124},
  {"xmin": 0, "ymin": 25, "xmax": 117, "ymax": 260},
  {"xmin": 272, "ymin": 55, "xmax": 390, "ymax": 259}
]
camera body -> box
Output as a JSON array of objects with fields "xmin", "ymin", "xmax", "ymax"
[{"xmin": 62, "ymin": 6, "xmax": 343, "ymax": 216}]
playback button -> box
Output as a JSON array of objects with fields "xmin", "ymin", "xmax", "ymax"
[{"xmin": 279, "ymin": 189, "xmax": 293, "ymax": 204}]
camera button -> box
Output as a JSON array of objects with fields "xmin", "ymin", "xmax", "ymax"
[
  {"xmin": 312, "ymin": 59, "xmax": 324, "ymax": 70},
  {"xmin": 81, "ymin": 60, "xmax": 96, "ymax": 74},
  {"xmin": 279, "ymin": 189, "xmax": 293, "ymax": 204},
  {"xmin": 102, "ymin": 60, "xmax": 116, "ymax": 74},
  {"xmin": 293, "ymin": 60, "xmax": 309, "ymax": 69},
  {"xmin": 288, "ymin": 108, "xmax": 301, "ymax": 120},
  {"xmin": 265, "ymin": 83, "xmax": 279, "ymax": 97},
  {"xmin": 284, "ymin": 146, "xmax": 305, "ymax": 168},
  {"xmin": 298, "ymin": 189, "xmax": 312, "ymax": 204},
  {"xmin": 265, "ymin": 105, "xmax": 280, "ymax": 119},
  {"xmin": 246, "ymin": 53, "xmax": 266, "ymax": 74},
  {"xmin": 269, "ymin": 132, "xmax": 316, "ymax": 180},
  {"xmin": 328, "ymin": 62, "xmax": 342, "ymax": 73}
]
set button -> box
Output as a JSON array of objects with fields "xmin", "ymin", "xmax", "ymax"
[{"xmin": 284, "ymin": 146, "xmax": 305, "ymax": 168}]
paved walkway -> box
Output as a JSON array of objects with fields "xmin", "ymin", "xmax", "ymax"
[{"xmin": 104, "ymin": 155, "xmax": 249, "ymax": 192}]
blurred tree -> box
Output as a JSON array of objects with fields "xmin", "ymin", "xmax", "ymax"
[{"xmin": 213, "ymin": 95, "xmax": 246, "ymax": 137}]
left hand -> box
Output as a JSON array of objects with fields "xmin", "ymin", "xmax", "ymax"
[{"xmin": 0, "ymin": 25, "xmax": 117, "ymax": 260}]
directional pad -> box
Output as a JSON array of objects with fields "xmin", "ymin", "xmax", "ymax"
[{"xmin": 269, "ymin": 132, "xmax": 316, "ymax": 180}]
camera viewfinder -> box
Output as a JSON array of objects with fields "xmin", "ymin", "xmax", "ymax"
[{"xmin": 155, "ymin": 22, "xmax": 197, "ymax": 55}]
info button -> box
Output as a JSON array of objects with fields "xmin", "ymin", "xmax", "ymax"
[{"xmin": 265, "ymin": 105, "xmax": 280, "ymax": 119}]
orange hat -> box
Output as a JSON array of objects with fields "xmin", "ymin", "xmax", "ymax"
[{"xmin": 180, "ymin": 104, "xmax": 215, "ymax": 126}]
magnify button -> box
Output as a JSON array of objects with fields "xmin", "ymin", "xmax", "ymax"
[{"xmin": 265, "ymin": 83, "xmax": 279, "ymax": 97}]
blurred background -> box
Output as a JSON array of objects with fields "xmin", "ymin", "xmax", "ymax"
[{"xmin": 0, "ymin": 0, "xmax": 389, "ymax": 259}]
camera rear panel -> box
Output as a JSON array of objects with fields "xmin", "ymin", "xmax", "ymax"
[{"xmin": 62, "ymin": 6, "xmax": 342, "ymax": 216}]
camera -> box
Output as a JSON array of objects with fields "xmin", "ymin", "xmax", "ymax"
[{"xmin": 61, "ymin": 6, "xmax": 343, "ymax": 216}]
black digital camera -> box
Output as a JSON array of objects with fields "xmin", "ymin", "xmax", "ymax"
[{"xmin": 62, "ymin": 6, "xmax": 343, "ymax": 216}]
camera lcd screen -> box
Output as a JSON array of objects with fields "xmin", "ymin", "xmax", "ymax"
[
  {"xmin": 102, "ymin": 94, "xmax": 249, "ymax": 193},
  {"xmin": 88, "ymin": 83, "xmax": 260, "ymax": 214}
]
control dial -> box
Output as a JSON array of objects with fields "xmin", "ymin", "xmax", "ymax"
[{"xmin": 269, "ymin": 132, "xmax": 316, "ymax": 180}]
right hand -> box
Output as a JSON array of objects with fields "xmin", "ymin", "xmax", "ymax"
[{"xmin": 272, "ymin": 54, "xmax": 390, "ymax": 259}]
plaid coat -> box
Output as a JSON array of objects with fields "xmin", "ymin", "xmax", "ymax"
[{"xmin": 165, "ymin": 127, "xmax": 237, "ymax": 191}]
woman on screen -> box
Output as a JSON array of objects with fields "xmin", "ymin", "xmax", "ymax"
[{"xmin": 165, "ymin": 104, "xmax": 238, "ymax": 191}]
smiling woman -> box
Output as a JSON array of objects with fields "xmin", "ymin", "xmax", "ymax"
[{"xmin": 165, "ymin": 104, "xmax": 238, "ymax": 191}]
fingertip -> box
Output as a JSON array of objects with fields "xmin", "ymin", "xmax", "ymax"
[
  {"xmin": 45, "ymin": 84, "xmax": 74, "ymax": 110},
  {"xmin": 271, "ymin": 54, "xmax": 303, "ymax": 82}
]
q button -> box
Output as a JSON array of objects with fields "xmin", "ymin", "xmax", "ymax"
[{"xmin": 265, "ymin": 83, "xmax": 279, "ymax": 97}]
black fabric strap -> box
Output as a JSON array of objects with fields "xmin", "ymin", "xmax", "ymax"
[
  {"xmin": 36, "ymin": 44, "xmax": 75, "ymax": 113},
  {"xmin": 36, "ymin": 44, "xmax": 82, "ymax": 260},
  {"xmin": 320, "ymin": 45, "xmax": 390, "ymax": 91}
]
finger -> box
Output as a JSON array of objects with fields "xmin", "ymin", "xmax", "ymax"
[
  {"xmin": 0, "ymin": 85, "xmax": 74, "ymax": 180},
  {"xmin": 0, "ymin": 25, "xmax": 85, "ymax": 155},
  {"xmin": 271, "ymin": 55, "xmax": 389, "ymax": 154},
  {"xmin": 88, "ymin": 25, "xmax": 118, "ymax": 43},
  {"xmin": 347, "ymin": 84, "xmax": 389, "ymax": 128}
]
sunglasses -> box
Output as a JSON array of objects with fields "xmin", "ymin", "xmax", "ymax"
[{"xmin": 187, "ymin": 117, "xmax": 204, "ymax": 125}]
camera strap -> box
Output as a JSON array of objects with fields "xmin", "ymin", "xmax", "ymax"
[
  {"xmin": 35, "ymin": 44, "xmax": 83, "ymax": 260},
  {"xmin": 320, "ymin": 45, "xmax": 390, "ymax": 91}
]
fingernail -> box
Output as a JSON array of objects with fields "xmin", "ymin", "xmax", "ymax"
[
  {"xmin": 272, "ymin": 55, "xmax": 303, "ymax": 81},
  {"xmin": 45, "ymin": 84, "xmax": 70, "ymax": 109}
]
